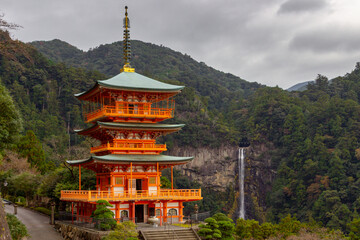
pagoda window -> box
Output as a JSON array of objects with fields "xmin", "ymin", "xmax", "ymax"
[
  {"xmin": 115, "ymin": 176, "xmax": 124, "ymax": 185},
  {"xmin": 148, "ymin": 176, "xmax": 157, "ymax": 185},
  {"xmin": 121, "ymin": 210, "xmax": 129, "ymax": 218},
  {"xmin": 128, "ymin": 179, "xmax": 136, "ymax": 192},
  {"xmin": 128, "ymin": 104, "xmax": 134, "ymax": 114},
  {"xmin": 135, "ymin": 133, "xmax": 140, "ymax": 140},
  {"xmin": 116, "ymin": 102, "xmax": 125, "ymax": 114},
  {"xmin": 155, "ymin": 209, "xmax": 161, "ymax": 217},
  {"xmin": 168, "ymin": 209, "xmax": 177, "ymax": 216}
]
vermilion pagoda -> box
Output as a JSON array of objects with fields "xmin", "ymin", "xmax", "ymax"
[{"xmin": 60, "ymin": 6, "xmax": 202, "ymax": 225}]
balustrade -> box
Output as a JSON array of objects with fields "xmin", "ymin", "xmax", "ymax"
[
  {"xmin": 90, "ymin": 140, "xmax": 167, "ymax": 154},
  {"xmin": 85, "ymin": 104, "xmax": 174, "ymax": 123},
  {"xmin": 61, "ymin": 189, "xmax": 202, "ymax": 202}
]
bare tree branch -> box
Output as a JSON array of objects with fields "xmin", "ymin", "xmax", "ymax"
[{"xmin": 0, "ymin": 13, "xmax": 22, "ymax": 30}]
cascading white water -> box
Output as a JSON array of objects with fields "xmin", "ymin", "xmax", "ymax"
[{"xmin": 239, "ymin": 148, "xmax": 245, "ymax": 219}]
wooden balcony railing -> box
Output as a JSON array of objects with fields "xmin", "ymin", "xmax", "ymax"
[
  {"xmin": 91, "ymin": 141, "xmax": 167, "ymax": 154},
  {"xmin": 85, "ymin": 105, "xmax": 174, "ymax": 123},
  {"xmin": 60, "ymin": 189, "xmax": 202, "ymax": 202}
]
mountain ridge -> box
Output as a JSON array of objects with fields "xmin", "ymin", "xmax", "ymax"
[{"xmin": 30, "ymin": 39, "xmax": 263, "ymax": 111}]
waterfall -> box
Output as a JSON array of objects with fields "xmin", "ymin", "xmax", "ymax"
[{"xmin": 239, "ymin": 148, "xmax": 245, "ymax": 219}]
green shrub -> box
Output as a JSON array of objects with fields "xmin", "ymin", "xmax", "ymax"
[
  {"xmin": 276, "ymin": 214, "xmax": 302, "ymax": 238},
  {"xmin": 212, "ymin": 213, "xmax": 235, "ymax": 240},
  {"xmin": 102, "ymin": 221, "xmax": 138, "ymax": 240},
  {"xmin": 235, "ymin": 215, "xmax": 302, "ymax": 240},
  {"xmin": 6, "ymin": 213, "xmax": 29, "ymax": 240},
  {"xmin": 198, "ymin": 217, "xmax": 222, "ymax": 239},
  {"xmin": 236, "ymin": 218, "xmax": 263, "ymax": 240},
  {"xmin": 93, "ymin": 200, "xmax": 117, "ymax": 230},
  {"xmin": 15, "ymin": 202, "xmax": 25, "ymax": 207},
  {"xmin": 34, "ymin": 207, "xmax": 51, "ymax": 216},
  {"xmin": 16, "ymin": 196, "xmax": 26, "ymax": 203}
]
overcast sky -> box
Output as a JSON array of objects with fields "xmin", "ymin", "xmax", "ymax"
[{"xmin": 2, "ymin": 0, "xmax": 360, "ymax": 89}]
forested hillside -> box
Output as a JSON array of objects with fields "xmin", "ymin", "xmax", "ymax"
[
  {"xmin": 31, "ymin": 39, "xmax": 261, "ymax": 111},
  {"xmin": 30, "ymin": 37, "xmax": 360, "ymax": 234},
  {"xmin": 2, "ymin": 23, "xmax": 360, "ymax": 237},
  {"xmin": 0, "ymin": 29, "xmax": 256, "ymax": 218},
  {"xmin": 246, "ymin": 72, "xmax": 360, "ymax": 233}
]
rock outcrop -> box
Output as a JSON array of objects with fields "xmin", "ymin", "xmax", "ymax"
[
  {"xmin": 55, "ymin": 222, "xmax": 108, "ymax": 240},
  {"xmin": 168, "ymin": 142, "xmax": 277, "ymax": 221},
  {"xmin": 169, "ymin": 145, "xmax": 238, "ymax": 191}
]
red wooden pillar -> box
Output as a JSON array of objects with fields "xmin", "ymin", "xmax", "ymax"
[
  {"xmin": 179, "ymin": 201, "xmax": 183, "ymax": 222},
  {"xmin": 163, "ymin": 201, "xmax": 168, "ymax": 224},
  {"xmin": 159, "ymin": 201, "xmax": 162, "ymax": 226},
  {"xmin": 132, "ymin": 202, "xmax": 135, "ymax": 223},
  {"xmin": 115, "ymin": 202, "xmax": 120, "ymax": 222}
]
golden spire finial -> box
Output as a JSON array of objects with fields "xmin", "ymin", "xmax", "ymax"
[{"xmin": 121, "ymin": 6, "xmax": 135, "ymax": 73}]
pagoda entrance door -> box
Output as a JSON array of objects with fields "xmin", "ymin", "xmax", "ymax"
[
  {"xmin": 136, "ymin": 179, "xmax": 142, "ymax": 192},
  {"xmin": 135, "ymin": 205, "xmax": 144, "ymax": 222}
]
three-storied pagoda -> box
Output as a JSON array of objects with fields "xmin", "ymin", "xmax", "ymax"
[{"xmin": 60, "ymin": 6, "xmax": 202, "ymax": 224}]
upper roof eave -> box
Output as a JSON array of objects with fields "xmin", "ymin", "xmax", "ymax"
[{"xmin": 74, "ymin": 72, "xmax": 184, "ymax": 99}]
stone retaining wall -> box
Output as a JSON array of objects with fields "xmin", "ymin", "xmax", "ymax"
[{"xmin": 55, "ymin": 222, "xmax": 109, "ymax": 240}]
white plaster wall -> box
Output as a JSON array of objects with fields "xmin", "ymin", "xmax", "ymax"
[
  {"xmin": 149, "ymin": 186, "xmax": 157, "ymax": 195},
  {"xmin": 113, "ymin": 187, "xmax": 124, "ymax": 193},
  {"xmin": 167, "ymin": 202, "xmax": 179, "ymax": 207},
  {"xmin": 120, "ymin": 204, "xmax": 129, "ymax": 208}
]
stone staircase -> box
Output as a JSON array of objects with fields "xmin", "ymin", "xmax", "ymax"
[{"xmin": 139, "ymin": 228, "xmax": 200, "ymax": 240}]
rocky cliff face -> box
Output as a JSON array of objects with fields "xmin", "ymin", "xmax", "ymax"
[
  {"xmin": 245, "ymin": 142, "xmax": 277, "ymax": 222},
  {"xmin": 168, "ymin": 142, "xmax": 277, "ymax": 221},
  {"xmin": 168, "ymin": 145, "xmax": 238, "ymax": 191}
]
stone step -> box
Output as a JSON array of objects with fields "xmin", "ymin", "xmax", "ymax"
[{"xmin": 140, "ymin": 228, "xmax": 200, "ymax": 240}]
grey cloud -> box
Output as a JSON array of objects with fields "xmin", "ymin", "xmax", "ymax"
[
  {"xmin": 2, "ymin": 0, "xmax": 360, "ymax": 88},
  {"xmin": 278, "ymin": 0, "xmax": 328, "ymax": 14},
  {"xmin": 289, "ymin": 28, "xmax": 360, "ymax": 53}
]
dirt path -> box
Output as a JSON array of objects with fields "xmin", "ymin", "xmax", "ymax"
[{"xmin": 4, "ymin": 204, "xmax": 62, "ymax": 240}]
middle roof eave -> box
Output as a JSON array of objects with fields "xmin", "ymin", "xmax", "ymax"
[{"xmin": 75, "ymin": 122, "xmax": 185, "ymax": 134}]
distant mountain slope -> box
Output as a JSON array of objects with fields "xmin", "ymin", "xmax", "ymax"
[
  {"xmin": 30, "ymin": 40, "xmax": 263, "ymax": 111},
  {"xmin": 286, "ymin": 80, "xmax": 312, "ymax": 92}
]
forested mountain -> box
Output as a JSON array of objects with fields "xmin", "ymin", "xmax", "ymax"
[
  {"xmin": 3, "ymin": 25, "xmax": 360, "ymax": 237},
  {"xmin": 30, "ymin": 39, "xmax": 262, "ymax": 112},
  {"xmin": 30, "ymin": 37, "xmax": 360, "ymax": 233},
  {"xmin": 246, "ymin": 72, "xmax": 360, "ymax": 232},
  {"xmin": 0, "ymin": 29, "xmax": 257, "ymax": 217}
]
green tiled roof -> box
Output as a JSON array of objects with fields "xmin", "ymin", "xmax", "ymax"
[
  {"xmin": 75, "ymin": 122, "xmax": 185, "ymax": 134},
  {"xmin": 75, "ymin": 72, "xmax": 184, "ymax": 97},
  {"xmin": 67, "ymin": 154, "xmax": 193, "ymax": 165}
]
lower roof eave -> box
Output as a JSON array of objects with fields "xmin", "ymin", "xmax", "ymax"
[{"xmin": 67, "ymin": 154, "xmax": 194, "ymax": 166}]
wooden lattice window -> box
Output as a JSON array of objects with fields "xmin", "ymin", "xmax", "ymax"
[
  {"xmin": 149, "ymin": 177, "xmax": 157, "ymax": 185},
  {"xmin": 168, "ymin": 208, "xmax": 177, "ymax": 216},
  {"xmin": 115, "ymin": 177, "xmax": 123, "ymax": 185},
  {"xmin": 121, "ymin": 210, "xmax": 128, "ymax": 218}
]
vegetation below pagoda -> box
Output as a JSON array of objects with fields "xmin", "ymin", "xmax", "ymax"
[
  {"xmin": 199, "ymin": 213, "xmax": 351, "ymax": 240},
  {"xmin": 1, "ymin": 18, "xmax": 360, "ymax": 237}
]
